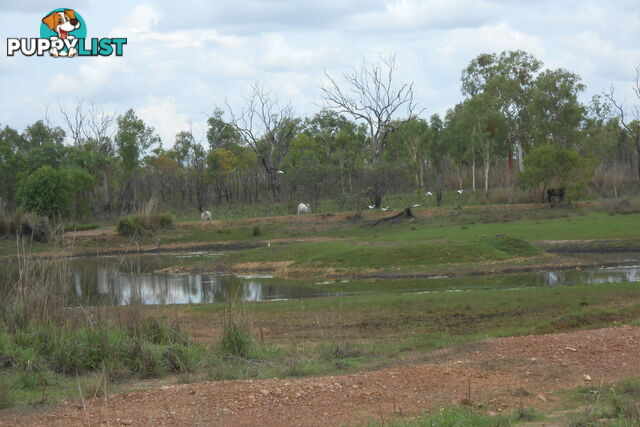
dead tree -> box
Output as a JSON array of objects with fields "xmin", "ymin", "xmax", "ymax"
[
  {"xmin": 605, "ymin": 65, "xmax": 640, "ymax": 185},
  {"xmin": 227, "ymin": 84, "xmax": 297, "ymax": 200},
  {"xmin": 320, "ymin": 54, "xmax": 420, "ymax": 207}
]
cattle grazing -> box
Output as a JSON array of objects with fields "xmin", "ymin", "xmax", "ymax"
[
  {"xmin": 297, "ymin": 203, "xmax": 310, "ymax": 214},
  {"xmin": 201, "ymin": 210, "xmax": 212, "ymax": 221},
  {"xmin": 547, "ymin": 188, "xmax": 565, "ymax": 203}
]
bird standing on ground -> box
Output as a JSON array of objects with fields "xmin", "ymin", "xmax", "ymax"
[
  {"xmin": 426, "ymin": 192, "xmax": 433, "ymax": 196},
  {"xmin": 457, "ymin": 189, "xmax": 464, "ymax": 194}
]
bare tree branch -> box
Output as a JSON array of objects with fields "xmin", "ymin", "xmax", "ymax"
[
  {"xmin": 319, "ymin": 54, "xmax": 422, "ymax": 164},
  {"xmin": 59, "ymin": 99, "xmax": 86, "ymax": 146},
  {"xmin": 226, "ymin": 83, "xmax": 297, "ymax": 197}
]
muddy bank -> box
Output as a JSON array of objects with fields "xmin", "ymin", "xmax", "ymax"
[
  {"xmin": 537, "ymin": 238, "xmax": 640, "ymax": 253},
  {"xmin": 160, "ymin": 252, "xmax": 640, "ymax": 281}
]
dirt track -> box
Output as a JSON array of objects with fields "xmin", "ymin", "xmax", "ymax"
[{"xmin": 3, "ymin": 326, "xmax": 639, "ymax": 426}]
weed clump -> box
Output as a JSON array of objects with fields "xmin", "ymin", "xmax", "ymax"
[
  {"xmin": 220, "ymin": 320, "xmax": 254, "ymax": 358},
  {"xmin": 0, "ymin": 208, "xmax": 52, "ymax": 243}
]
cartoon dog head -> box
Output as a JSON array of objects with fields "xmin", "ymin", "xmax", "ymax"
[{"xmin": 42, "ymin": 9, "xmax": 80, "ymax": 39}]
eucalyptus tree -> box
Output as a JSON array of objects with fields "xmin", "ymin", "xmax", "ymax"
[
  {"xmin": 425, "ymin": 114, "xmax": 448, "ymax": 204},
  {"xmin": 174, "ymin": 128, "xmax": 207, "ymax": 211},
  {"xmin": 528, "ymin": 69, "xmax": 585, "ymax": 148},
  {"xmin": 462, "ymin": 50, "xmax": 542, "ymax": 172},
  {"xmin": 114, "ymin": 109, "xmax": 160, "ymax": 211}
]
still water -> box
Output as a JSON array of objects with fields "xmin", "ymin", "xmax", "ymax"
[{"xmin": 2, "ymin": 251, "xmax": 639, "ymax": 306}]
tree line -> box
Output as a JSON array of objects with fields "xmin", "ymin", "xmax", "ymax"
[{"xmin": 1, "ymin": 50, "xmax": 639, "ymax": 221}]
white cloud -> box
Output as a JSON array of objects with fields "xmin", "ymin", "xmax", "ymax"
[
  {"xmin": 137, "ymin": 96, "xmax": 195, "ymax": 146},
  {"xmin": 48, "ymin": 57, "xmax": 131, "ymax": 102},
  {"xmin": 436, "ymin": 22, "xmax": 546, "ymax": 59},
  {"xmin": 113, "ymin": 4, "xmax": 160, "ymax": 37},
  {"xmin": 259, "ymin": 34, "xmax": 331, "ymax": 70},
  {"xmin": 349, "ymin": 0, "xmax": 495, "ymax": 31},
  {"xmin": 2, "ymin": 0, "xmax": 640, "ymax": 141}
]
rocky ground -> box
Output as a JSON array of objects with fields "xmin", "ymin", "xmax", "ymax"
[{"xmin": 2, "ymin": 326, "xmax": 639, "ymax": 426}]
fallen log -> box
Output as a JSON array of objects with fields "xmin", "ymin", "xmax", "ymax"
[{"xmin": 369, "ymin": 208, "xmax": 414, "ymax": 226}]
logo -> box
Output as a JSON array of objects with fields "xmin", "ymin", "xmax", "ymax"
[{"xmin": 6, "ymin": 8, "xmax": 127, "ymax": 57}]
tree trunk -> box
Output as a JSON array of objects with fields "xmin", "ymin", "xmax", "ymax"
[
  {"xmin": 484, "ymin": 158, "xmax": 490, "ymax": 192},
  {"xmin": 635, "ymin": 138, "xmax": 640, "ymax": 184},
  {"xmin": 516, "ymin": 140, "xmax": 525, "ymax": 172},
  {"xmin": 101, "ymin": 171, "xmax": 110, "ymax": 213},
  {"xmin": 472, "ymin": 150, "xmax": 476, "ymax": 191}
]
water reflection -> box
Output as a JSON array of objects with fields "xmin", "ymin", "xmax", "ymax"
[
  {"xmin": 543, "ymin": 266, "xmax": 640, "ymax": 287},
  {"xmin": 83, "ymin": 267, "xmax": 324, "ymax": 306},
  {"xmin": 1, "ymin": 251, "xmax": 639, "ymax": 307}
]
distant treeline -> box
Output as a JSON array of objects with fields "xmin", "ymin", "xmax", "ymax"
[{"xmin": 1, "ymin": 50, "xmax": 639, "ymax": 221}]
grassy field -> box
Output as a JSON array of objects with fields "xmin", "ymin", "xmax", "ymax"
[{"xmin": 1, "ymin": 199, "xmax": 640, "ymax": 414}]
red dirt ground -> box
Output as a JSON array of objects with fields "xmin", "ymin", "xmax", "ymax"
[{"xmin": 2, "ymin": 326, "xmax": 639, "ymax": 426}]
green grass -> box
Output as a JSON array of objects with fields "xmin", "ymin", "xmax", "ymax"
[
  {"xmin": 364, "ymin": 405, "xmax": 540, "ymax": 426},
  {"xmin": 564, "ymin": 377, "xmax": 640, "ymax": 426},
  {"xmin": 218, "ymin": 235, "xmax": 539, "ymax": 271},
  {"xmin": 62, "ymin": 223, "xmax": 100, "ymax": 232}
]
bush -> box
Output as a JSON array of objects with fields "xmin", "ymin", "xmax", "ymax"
[
  {"xmin": 252, "ymin": 225, "xmax": 261, "ymax": 236},
  {"xmin": 116, "ymin": 213, "xmax": 173, "ymax": 236},
  {"xmin": 519, "ymin": 144, "xmax": 594, "ymax": 201}
]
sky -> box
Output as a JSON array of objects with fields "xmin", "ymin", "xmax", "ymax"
[{"xmin": 1, "ymin": 0, "xmax": 639, "ymax": 146}]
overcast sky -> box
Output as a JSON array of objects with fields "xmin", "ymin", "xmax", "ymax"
[{"xmin": 1, "ymin": 0, "xmax": 639, "ymax": 146}]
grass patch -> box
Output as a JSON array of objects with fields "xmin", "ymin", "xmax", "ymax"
[
  {"xmin": 568, "ymin": 377, "xmax": 640, "ymax": 426},
  {"xmin": 366, "ymin": 406, "xmax": 515, "ymax": 426},
  {"xmin": 63, "ymin": 223, "xmax": 100, "ymax": 232},
  {"xmin": 221, "ymin": 236, "xmax": 540, "ymax": 271},
  {"xmin": 116, "ymin": 213, "xmax": 173, "ymax": 236}
]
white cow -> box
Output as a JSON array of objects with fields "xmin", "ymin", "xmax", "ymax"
[
  {"xmin": 297, "ymin": 203, "xmax": 311, "ymax": 215},
  {"xmin": 201, "ymin": 210, "xmax": 212, "ymax": 221}
]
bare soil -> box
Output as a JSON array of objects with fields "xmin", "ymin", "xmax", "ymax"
[{"xmin": 3, "ymin": 326, "xmax": 639, "ymax": 426}]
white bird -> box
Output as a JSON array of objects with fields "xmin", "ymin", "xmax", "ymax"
[
  {"xmin": 368, "ymin": 205, "xmax": 375, "ymax": 209},
  {"xmin": 381, "ymin": 206, "xmax": 389, "ymax": 211},
  {"xmin": 276, "ymin": 170, "xmax": 285, "ymax": 174},
  {"xmin": 412, "ymin": 203, "xmax": 422, "ymax": 208},
  {"xmin": 426, "ymin": 192, "xmax": 433, "ymax": 196},
  {"xmin": 457, "ymin": 189, "xmax": 464, "ymax": 194},
  {"xmin": 268, "ymin": 242, "xmax": 271, "ymax": 247}
]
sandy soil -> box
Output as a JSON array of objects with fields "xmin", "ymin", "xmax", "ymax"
[{"xmin": 3, "ymin": 326, "xmax": 638, "ymax": 426}]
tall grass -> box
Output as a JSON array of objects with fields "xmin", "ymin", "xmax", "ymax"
[
  {"xmin": 220, "ymin": 302, "xmax": 255, "ymax": 358},
  {"xmin": 0, "ymin": 240, "xmax": 200, "ymax": 408},
  {"xmin": 0, "ymin": 239, "xmax": 70, "ymax": 330},
  {"xmin": 0, "ymin": 207, "xmax": 52, "ymax": 243}
]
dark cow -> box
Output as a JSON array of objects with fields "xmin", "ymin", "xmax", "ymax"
[{"xmin": 547, "ymin": 188, "xmax": 565, "ymax": 203}]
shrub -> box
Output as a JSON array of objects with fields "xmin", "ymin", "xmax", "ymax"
[
  {"xmin": 519, "ymin": 144, "xmax": 594, "ymax": 201},
  {"xmin": 252, "ymin": 225, "xmax": 261, "ymax": 236},
  {"xmin": 116, "ymin": 213, "xmax": 173, "ymax": 236}
]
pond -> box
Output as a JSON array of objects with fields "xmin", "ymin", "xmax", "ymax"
[{"xmin": 1, "ymin": 251, "xmax": 639, "ymax": 306}]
